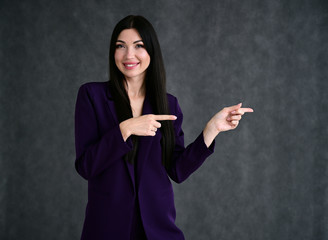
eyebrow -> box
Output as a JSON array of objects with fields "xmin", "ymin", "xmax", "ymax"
[{"xmin": 116, "ymin": 40, "xmax": 143, "ymax": 44}]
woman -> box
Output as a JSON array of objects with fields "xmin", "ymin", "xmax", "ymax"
[{"xmin": 74, "ymin": 15, "xmax": 253, "ymax": 240}]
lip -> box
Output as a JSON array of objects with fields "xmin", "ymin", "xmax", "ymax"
[{"xmin": 123, "ymin": 62, "xmax": 140, "ymax": 70}]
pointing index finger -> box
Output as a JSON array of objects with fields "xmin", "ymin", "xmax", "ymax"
[
  {"xmin": 154, "ymin": 115, "xmax": 177, "ymax": 121},
  {"xmin": 241, "ymin": 108, "xmax": 254, "ymax": 113},
  {"xmin": 231, "ymin": 107, "xmax": 254, "ymax": 114}
]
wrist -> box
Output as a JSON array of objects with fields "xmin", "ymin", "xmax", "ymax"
[
  {"xmin": 202, "ymin": 120, "xmax": 220, "ymax": 148},
  {"xmin": 119, "ymin": 120, "xmax": 131, "ymax": 141},
  {"xmin": 205, "ymin": 120, "xmax": 220, "ymax": 136}
]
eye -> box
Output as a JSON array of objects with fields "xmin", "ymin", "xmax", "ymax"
[
  {"xmin": 136, "ymin": 44, "xmax": 144, "ymax": 49},
  {"xmin": 115, "ymin": 44, "xmax": 124, "ymax": 49}
]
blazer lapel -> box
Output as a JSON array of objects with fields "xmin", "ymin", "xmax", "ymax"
[
  {"xmin": 105, "ymin": 85, "xmax": 135, "ymax": 193},
  {"xmin": 105, "ymin": 84, "xmax": 156, "ymax": 192},
  {"xmin": 136, "ymin": 94, "xmax": 155, "ymax": 184}
]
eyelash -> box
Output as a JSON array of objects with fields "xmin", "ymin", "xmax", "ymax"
[{"xmin": 115, "ymin": 44, "xmax": 145, "ymax": 49}]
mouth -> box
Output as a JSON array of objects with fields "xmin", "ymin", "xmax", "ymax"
[{"xmin": 123, "ymin": 62, "xmax": 139, "ymax": 70}]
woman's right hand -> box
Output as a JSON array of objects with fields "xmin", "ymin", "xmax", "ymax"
[{"xmin": 119, "ymin": 114, "xmax": 177, "ymax": 141}]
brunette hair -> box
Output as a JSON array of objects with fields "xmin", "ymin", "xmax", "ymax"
[{"xmin": 108, "ymin": 15, "xmax": 175, "ymax": 170}]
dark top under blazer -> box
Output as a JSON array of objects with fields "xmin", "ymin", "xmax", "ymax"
[{"xmin": 74, "ymin": 81, "xmax": 216, "ymax": 240}]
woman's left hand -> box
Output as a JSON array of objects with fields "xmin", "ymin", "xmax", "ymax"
[{"xmin": 203, "ymin": 103, "xmax": 254, "ymax": 147}]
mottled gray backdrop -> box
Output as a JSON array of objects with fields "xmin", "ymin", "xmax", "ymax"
[{"xmin": 1, "ymin": 0, "xmax": 327, "ymax": 239}]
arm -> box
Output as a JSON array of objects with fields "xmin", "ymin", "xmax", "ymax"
[
  {"xmin": 167, "ymin": 99, "xmax": 254, "ymax": 183},
  {"xmin": 74, "ymin": 84, "xmax": 133, "ymax": 180},
  {"xmin": 167, "ymin": 97, "xmax": 215, "ymax": 183}
]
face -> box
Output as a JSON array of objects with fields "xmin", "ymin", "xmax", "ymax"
[{"xmin": 114, "ymin": 28, "xmax": 151, "ymax": 81}]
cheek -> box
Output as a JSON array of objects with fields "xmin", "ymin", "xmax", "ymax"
[
  {"xmin": 140, "ymin": 51, "xmax": 150, "ymax": 65},
  {"xmin": 137, "ymin": 48, "xmax": 148, "ymax": 58}
]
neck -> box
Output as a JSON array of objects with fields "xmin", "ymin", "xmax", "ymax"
[{"xmin": 124, "ymin": 76, "xmax": 146, "ymax": 98}]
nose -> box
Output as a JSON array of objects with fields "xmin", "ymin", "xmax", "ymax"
[{"xmin": 125, "ymin": 46, "xmax": 135, "ymax": 59}]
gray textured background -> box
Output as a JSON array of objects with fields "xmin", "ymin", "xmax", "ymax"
[{"xmin": 1, "ymin": 0, "xmax": 327, "ymax": 239}]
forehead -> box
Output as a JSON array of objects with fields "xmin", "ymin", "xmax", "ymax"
[{"xmin": 117, "ymin": 28, "xmax": 142, "ymax": 42}]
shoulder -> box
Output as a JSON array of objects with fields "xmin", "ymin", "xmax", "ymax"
[
  {"xmin": 77, "ymin": 81, "xmax": 109, "ymax": 99},
  {"xmin": 166, "ymin": 92, "xmax": 178, "ymax": 108},
  {"xmin": 79, "ymin": 81, "xmax": 108, "ymax": 93},
  {"xmin": 166, "ymin": 92, "xmax": 177, "ymax": 103},
  {"xmin": 166, "ymin": 92, "xmax": 182, "ymax": 116}
]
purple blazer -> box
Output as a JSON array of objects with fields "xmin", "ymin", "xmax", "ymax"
[{"xmin": 74, "ymin": 81, "xmax": 215, "ymax": 240}]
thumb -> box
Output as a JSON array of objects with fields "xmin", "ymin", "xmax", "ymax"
[{"xmin": 225, "ymin": 102, "xmax": 242, "ymax": 111}]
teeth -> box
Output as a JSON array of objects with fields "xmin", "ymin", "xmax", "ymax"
[{"xmin": 126, "ymin": 64, "xmax": 137, "ymax": 67}]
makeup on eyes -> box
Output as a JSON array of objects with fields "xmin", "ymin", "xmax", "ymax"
[{"xmin": 116, "ymin": 40, "xmax": 144, "ymax": 48}]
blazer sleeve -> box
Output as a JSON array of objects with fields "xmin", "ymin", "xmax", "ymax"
[
  {"xmin": 74, "ymin": 84, "xmax": 133, "ymax": 180},
  {"xmin": 167, "ymin": 97, "xmax": 215, "ymax": 183}
]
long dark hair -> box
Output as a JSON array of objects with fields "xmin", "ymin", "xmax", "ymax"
[{"xmin": 108, "ymin": 15, "xmax": 175, "ymax": 170}]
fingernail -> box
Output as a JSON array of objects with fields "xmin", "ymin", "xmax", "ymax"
[{"xmin": 231, "ymin": 111, "xmax": 236, "ymax": 114}]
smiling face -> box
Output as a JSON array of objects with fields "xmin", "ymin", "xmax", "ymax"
[{"xmin": 114, "ymin": 28, "xmax": 151, "ymax": 82}]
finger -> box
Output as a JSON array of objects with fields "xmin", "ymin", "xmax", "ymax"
[
  {"xmin": 224, "ymin": 102, "xmax": 242, "ymax": 112},
  {"xmin": 148, "ymin": 130, "xmax": 156, "ymax": 136},
  {"xmin": 153, "ymin": 115, "xmax": 177, "ymax": 121},
  {"xmin": 153, "ymin": 121, "xmax": 161, "ymax": 128},
  {"xmin": 241, "ymin": 107, "xmax": 254, "ymax": 113},
  {"xmin": 228, "ymin": 120, "xmax": 239, "ymax": 129},
  {"xmin": 147, "ymin": 128, "xmax": 156, "ymax": 136},
  {"xmin": 150, "ymin": 128, "xmax": 157, "ymax": 133},
  {"xmin": 227, "ymin": 115, "xmax": 242, "ymax": 121},
  {"xmin": 231, "ymin": 107, "xmax": 254, "ymax": 115}
]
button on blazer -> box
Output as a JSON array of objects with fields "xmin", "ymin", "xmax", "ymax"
[{"xmin": 74, "ymin": 81, "xmax": 215, "ymax": 240}]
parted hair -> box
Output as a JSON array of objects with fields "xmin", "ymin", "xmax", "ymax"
[{"xmin": 108, "ymin": 15, "xmax": 175, "ymax": 170}]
